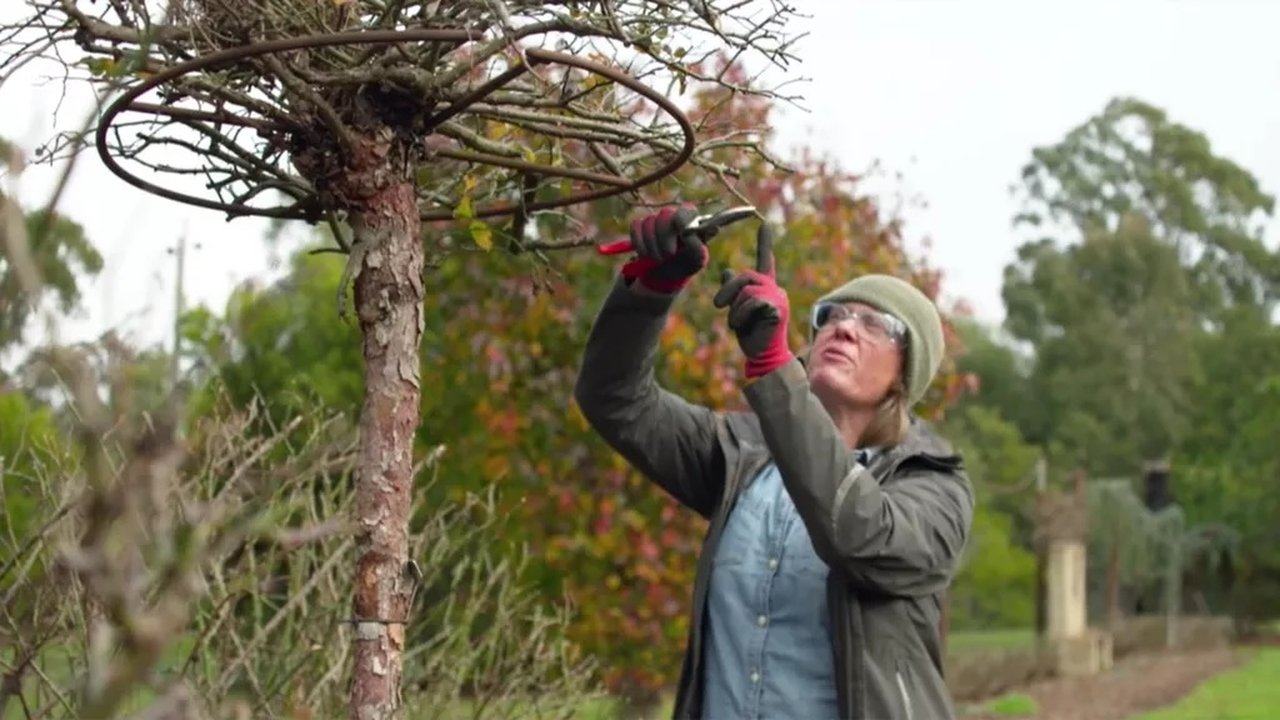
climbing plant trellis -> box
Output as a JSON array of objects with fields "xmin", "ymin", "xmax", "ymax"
[{"xmin": 92, "ymin": 29, "xmax": 699, "ymax": 223}]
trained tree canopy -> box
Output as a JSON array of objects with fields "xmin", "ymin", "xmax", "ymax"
[{"xmin": 1, "ymin": 2, "xmax": 804, "ymax": 717}]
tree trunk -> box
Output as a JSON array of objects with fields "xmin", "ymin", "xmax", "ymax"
[
  {"xmin": 1105, "ymin": 544, "xmax": 1121, "ymax": 630},
  {"xmin": 347, "ymin": 176, "xmax": 423, "ymax": 720}
]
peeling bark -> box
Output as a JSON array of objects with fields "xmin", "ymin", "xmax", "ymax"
[{"xmin": 340, "ymin": 131, "xmax": 424, "ymax": 720}]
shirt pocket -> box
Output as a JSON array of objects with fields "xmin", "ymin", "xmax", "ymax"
[
  {"xmin": 711, "ymin": 488, "xmax": 770, "ymax": 569},
  {"xmin": 781, "ymin": 513, "xmax": 831, "ymax": 576}
]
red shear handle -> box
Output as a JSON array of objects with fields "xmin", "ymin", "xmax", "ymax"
[{"xmin": 596, "ymin": 239, "xmax": 635, "ymax": 256}]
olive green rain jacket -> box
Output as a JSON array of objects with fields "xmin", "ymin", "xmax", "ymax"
[{"xmin": 574, "ymin": 279, "xmax": 976, "ymax": 720}]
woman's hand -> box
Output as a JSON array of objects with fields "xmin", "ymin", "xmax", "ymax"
[
  {"xmin": 619, "ymin": 205, "xmax": 709, "ymax": 293},
  {"xmin": 713, "ymin": 223, "xmax": 795, "ymax": 378}
]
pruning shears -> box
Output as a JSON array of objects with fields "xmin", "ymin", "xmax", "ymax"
[{"xmin": 596, "ymin": 205, "xmax": 760, "ymax": 256}]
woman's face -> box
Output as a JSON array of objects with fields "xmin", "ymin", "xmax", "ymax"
[{"xmin": 805, "ymin": 301, "xmax": 906, "ymax": 409}]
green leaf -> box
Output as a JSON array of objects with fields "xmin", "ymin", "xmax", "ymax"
[
  {"xmin": 454, "ymin": 194, "xmax": 474, "ymax": 221},
  {"xmin": 454, "ymin": 174, "xmax": 478, "ymax": 220},
  {"xmin": 469, "ymin": 220, "xmax": 493, "ymax": 252},
  {"xmin": 81, "ymin": 57, "xmax": 117, "ymax": 78}
]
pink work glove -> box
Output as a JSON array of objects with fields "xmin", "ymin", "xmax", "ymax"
[
  {"xmin": 712, "ymin": 223, "xmax": 794, "ymax": 378},
  {"xmin": 619, "ymin": 205, "xmax": 708, "ymax": 293}
]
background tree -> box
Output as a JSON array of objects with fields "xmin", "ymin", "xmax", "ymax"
[
  {"xmin": 938, "ymin": 402, "xmax": 1039, "ymax": 631},
  {"xmin": 1003, "ymin": 211, "xmax": 1199, "ymax": 474},
  {"xmin": 0, "ymin": 137, "xmax": 103, "ymax": 361},
  {"xmin": 1000, "ymin": 95, "xmax": 1279, "ymax": 629},
  {"xmin": 1014, "ymin": 96, "xmax": 1278, "ymax": 316},
  {"xmin": 1, "ymin": 3, "xmax": 803, "ymax": 715},
  {"xmin": 947, "ymin": 318, "xmax": 1031, "ymax": 433},
  {"xmin": 1175, "ymin": 312, "xmax": 1280, "ymax": 627}
]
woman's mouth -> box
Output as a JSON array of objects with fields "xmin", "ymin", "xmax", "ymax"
[{"xmin": 820, "ymin": 346, "xmax": 855, "ymax": 365}]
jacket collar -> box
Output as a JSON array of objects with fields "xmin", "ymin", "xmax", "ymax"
[{"xmin": 866, "ymin": 415, "xmax": 961, "ymax": 477}]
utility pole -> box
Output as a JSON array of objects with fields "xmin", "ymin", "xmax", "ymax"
[
  {"xmin": 1033, "ymin": 454, "xmax": 1048, "ymax": 644},
  {"xmin": 165, "ymin": 229, "xmax": 198, "ymax": 391}
]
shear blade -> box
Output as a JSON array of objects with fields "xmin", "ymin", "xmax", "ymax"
[{"xmin": 688, "ymin": 205, "xmax": 759, "ymax": 234}]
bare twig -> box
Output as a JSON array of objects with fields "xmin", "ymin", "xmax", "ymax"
[{"xmin": 3, "ymin": 0, "xmax": 803, "ymax": 236}]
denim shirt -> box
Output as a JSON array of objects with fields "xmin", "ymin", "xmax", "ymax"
[{"xmin": 702, "ymin": 453, "xmax": 872, "ymax": 720}]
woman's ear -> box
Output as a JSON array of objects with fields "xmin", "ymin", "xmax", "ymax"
[{"xmin": 796, "ymin": 346, "xmax": 811, "ymax": 370}]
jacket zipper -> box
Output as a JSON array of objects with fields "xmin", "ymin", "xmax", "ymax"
[
  {"xmin": 829, "ymin": 579, "xmax": 854, "ymax": 720},
  {"xmin": 895, "ymin": 670, "xmax": 914, "ymax": 720}
]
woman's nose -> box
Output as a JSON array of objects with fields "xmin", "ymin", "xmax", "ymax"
[{"xmin": 830, "ymin": 317, "xmax": 860, "ymax": 343}]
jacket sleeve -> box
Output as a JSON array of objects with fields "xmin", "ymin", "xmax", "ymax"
[
  {"xmin": 573, "ymin": 277, "xmax": 728, "ymax": 519},
  {"xmin": 743, "ymin": 359, "xmax": 975, "ymax": 597}
]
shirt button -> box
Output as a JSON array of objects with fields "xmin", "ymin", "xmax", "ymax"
[
  {"xmin": 757, "ymin": 615, "xmax": 768, "ymax": 627},
  {"xmin": 750, "ymin": 671, "xmax": 760, "ymax": 684},
  {"xmin": 768, "ymin": 558, "xmax": 779, "ymax": 570}
]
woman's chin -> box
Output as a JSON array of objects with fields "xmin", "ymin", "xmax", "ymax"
[
  {"xmin": 810, "ymin": 369, "xmax": 880, "ymax": 409},
  {"xmin": 808, "ymin": 366, "xmax": 847, "ymax": 396}
]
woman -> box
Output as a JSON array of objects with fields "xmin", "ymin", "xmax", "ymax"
[{"xmin": 574, "ymin": 205, "xmax": 975, "ymax": 720}]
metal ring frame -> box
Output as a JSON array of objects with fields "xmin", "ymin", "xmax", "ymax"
[{"xmin": 94, "ymin": 29, "xmax": 696, "ymax": 221}]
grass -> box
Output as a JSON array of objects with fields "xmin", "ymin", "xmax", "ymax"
[
  {"xmin": 980, "ymin": 692, "xmax": 1039, "ymax": 717},
  {"xmin": 1130, "ymin": 646, "xmax": 1280, "ymax": 720},
  {"xmin": 948, "ymin": 628, "xmax": 1036, "ymax": 654}
]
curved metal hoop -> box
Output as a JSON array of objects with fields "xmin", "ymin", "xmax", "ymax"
[{"xmin": 94, "ymin": 29, "xmax": 696, "ymax": 221}]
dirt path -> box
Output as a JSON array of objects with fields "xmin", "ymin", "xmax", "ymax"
[{"xmin": 961, "ymin": 647, "xmax": 1241, "ymax": 720}]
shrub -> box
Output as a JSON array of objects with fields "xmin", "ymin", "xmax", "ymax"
[{"xmin": 0, "ymin": 369, "xmax": 599, "ymax": 718}]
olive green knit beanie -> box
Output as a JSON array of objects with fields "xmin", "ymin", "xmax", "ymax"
[{"xmin": 813, "ymin": 274, "xmax": 945, "ymax": 406}]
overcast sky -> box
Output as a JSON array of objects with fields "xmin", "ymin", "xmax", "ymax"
[{"xmin": 2, "ymin": 0, "xmax": 1278, "ymax": 360}]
